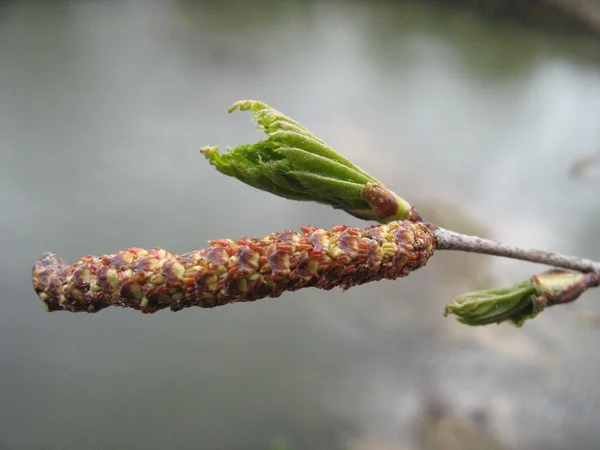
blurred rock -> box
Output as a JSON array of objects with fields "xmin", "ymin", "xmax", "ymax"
[
  {"xmin": 569, "ymin": 151, "xmax": 600, "ymax": 179},
  {"xmin": 416, "ymin": 399, "xmax": 508, "ymax": 450}
]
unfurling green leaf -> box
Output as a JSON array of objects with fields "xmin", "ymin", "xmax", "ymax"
[
  {"xmin": 444, "ymin": 270, "xmax": 600, "ymax": 327},
  {"xmin": 202, "ymin": 100, "xmax": 419, "ymax": 223},
  {"xmin": 444, "ymin": 280, "xmax": 537, "ymax": 326}
]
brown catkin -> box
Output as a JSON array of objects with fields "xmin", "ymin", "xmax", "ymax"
[{"xmin": 32, "ymin": 221, "xmax": 437, "ymax": 313}]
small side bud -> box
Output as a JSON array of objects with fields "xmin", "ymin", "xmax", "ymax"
[
  {"xmin": 444, "ymin": 280, "xmax": 536, "ymax": 326},
  {"xmin": 444, "ymin": 270, "xmax": 600, "ymax": 327}
]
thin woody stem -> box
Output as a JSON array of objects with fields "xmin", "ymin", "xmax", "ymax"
[{"xmin": 435, "ymin": 227, "xmax": 600, "ymax": 273}]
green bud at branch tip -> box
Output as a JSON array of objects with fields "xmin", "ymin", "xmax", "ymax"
[{"xmin": 202, "ymin": 100, "xmax": 421, "ymax": 223}]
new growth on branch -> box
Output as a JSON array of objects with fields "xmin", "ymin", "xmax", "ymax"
[{"xmin": 32, "ymin": 100, "xmax": 600, "ymax": 326}]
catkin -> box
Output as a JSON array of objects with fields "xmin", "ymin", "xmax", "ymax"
[{"xmin": 32, "ymin": 221, "xmax": 436, "ymax": 313}]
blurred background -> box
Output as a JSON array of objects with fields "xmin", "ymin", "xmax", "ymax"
[{"xmin": 2, "ymin": 1, "xmax": 600, "ymax": 449}]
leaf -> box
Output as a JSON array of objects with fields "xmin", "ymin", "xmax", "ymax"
[
  {"xmin": 202, "ymin": 100, "xmax": 416, "ymax": 223},
  {"xmin": 444, "ymin": 270, "xmax": 599, "ymax": 327},
  {"xmin": 444, "ymin": 280, "xmax": 537, "ymax": 326}
]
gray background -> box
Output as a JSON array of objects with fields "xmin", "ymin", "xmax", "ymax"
[{"xmin": 2, "ymin": 1, "xmax": 600, "ymax": 449}]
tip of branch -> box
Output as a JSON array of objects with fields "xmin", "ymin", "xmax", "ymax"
[{"xmin": 202, "ymin": 100, "xmax": 418, "ymax": 223}]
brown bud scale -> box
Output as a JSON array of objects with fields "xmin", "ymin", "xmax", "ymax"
[{"xmin": 32, "ymin": 221, "xmax": 437, "ymax": 313}]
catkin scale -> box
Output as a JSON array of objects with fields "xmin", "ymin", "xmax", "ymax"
[{"xmin": 32, "ymin": 221, "xmax": 437, "ymax": 313}]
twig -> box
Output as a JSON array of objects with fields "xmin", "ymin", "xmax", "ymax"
[{"xmin": 435, "ymin": 227, "xmax": 600, "ymax": 273}]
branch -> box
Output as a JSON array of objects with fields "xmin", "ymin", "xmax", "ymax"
[
  {"xmin": 434, "ymin": 227, "xmax": 600, "ymax": 273},
  {"xmin": 30, "ymin": 99, "xmax": 600, "ymax": 327},
  {"xmin": 435, "ymin": 227, "xmax": 600, "ymax": 326}
]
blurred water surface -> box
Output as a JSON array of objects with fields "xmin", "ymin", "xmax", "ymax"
[{"xmin": 2, "ymin": 1, "xmax": 600, "ymax": 449}]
